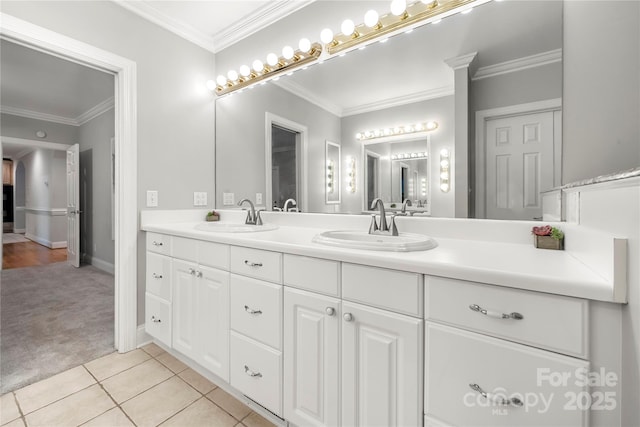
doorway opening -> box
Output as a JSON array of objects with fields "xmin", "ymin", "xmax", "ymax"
[{"xmin": 365, "ymin": 151, "xmax": 380, "ymax": 209}]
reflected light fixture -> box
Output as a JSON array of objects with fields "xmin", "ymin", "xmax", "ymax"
[
  {"xmin": 440, "ymin": 148, "xmax": 451, "ymax": 192},
  {"xmin": 346, "ymin": 156, "xmax": 356, "ymax": 193},
  {"xmin": 356, "ymin": 121, "xmax": 438, "ymax": 141},
  {"xmin": 327, "ymin": 160, "xmax": 335, "ymax": 193}
]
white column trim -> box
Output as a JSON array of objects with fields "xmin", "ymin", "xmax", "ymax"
[{"xmin": 0, "ymin": 13, "xmax": 138, "ymax": 353}]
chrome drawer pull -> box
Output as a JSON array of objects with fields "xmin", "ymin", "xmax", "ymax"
[
  {"xmin": 469, "ymin": 383, "xmax": 523, "ymax": 407},
  {"xmin": 152, "ymin": 241, "xmax": 163, "ymax": 246},
  {"xmin": 152, "ymin": 273, "xmax": 163, "ymax": 279},
  {"xmin": 469, "ymin": 304, "xmax": 523, "ymax": 320},
  {"xmin": 244, "ymin": 305, "xmax": 262, "ymax": 315},
  {"xmin": 195, "ymin": 270, "xmax": 203, "ymax": 278},
  {"xmin": 244, "ymin": 365, "xmax": 262, "ymax": 378},
  {"xmin": 188, "ymin": 268, "xmax": 196, "ymax": 275},
  {"xmin": 151, "ymin": 316, "xmax": 161, "ymax": 323},
  {"xmin": 244, "ymin": 260, "xmax": 263, "ymax": 267}
]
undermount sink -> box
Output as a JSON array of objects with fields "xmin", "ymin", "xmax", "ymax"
[
  {"xmin": 195, "ymin": 222, "xmax": 278, "ymax": 233},
  {"xmin": 312, "ymin": 230, "xmax": 437, "ymax": 252}
]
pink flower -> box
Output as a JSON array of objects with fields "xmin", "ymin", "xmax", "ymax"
[{"xmin": 532, "ymin": 225, "xmax": 552, "ymax": 236}]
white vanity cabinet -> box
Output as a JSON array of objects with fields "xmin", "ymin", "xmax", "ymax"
[{"xmin": 145, "ymin": 233, "xmax": 173, "ymax": 347}]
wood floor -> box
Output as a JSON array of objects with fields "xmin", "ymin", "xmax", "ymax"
[{"xmin": 2, "ymin": 241, "xmax": 67, "ymax": 269}]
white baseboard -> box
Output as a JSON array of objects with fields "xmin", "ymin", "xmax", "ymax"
[
  {"xmin": 25, "ymin": 233, "xmax": 67, "ymax": 249},
  {"xmin": 136, "ymin": 325, "xmax": 152, "ymax": 348},
  {"xmin": 13, "ymin": 228, "xmax": 26, "ymax": 234},
  {"xmin": 84, "ymin": 254, "xmax": 115, "ymax": 275}
]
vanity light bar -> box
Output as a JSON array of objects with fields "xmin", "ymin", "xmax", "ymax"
[
  {"xmin": 212, "ymin": 42, "xmax": 323, "ymax": 96},
  {"xmin": 440, "ymin": 148, "xmax": 451, "ymax": 192},
  {"xmin": 326, "ymin": 0, "xmax": 492, "ymax": 56},
  {"xmin": 346, "ymin": 156, "xmax": 356, "ymax": 193},
  {"xmin": 391, "ymin": 152, "xmax": 428, "ymax": 160},
  {"xmin": 356, "ymin": 121, "xmax": 438, "ymax": 141},
  {"xmin": 327, "ymin": 160, "xmax": 335, "ymax": 193}
]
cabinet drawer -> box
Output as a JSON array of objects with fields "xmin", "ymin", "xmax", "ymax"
[
  {"xmin": 230, "ymin": 331, "xmax": 282, "ymax": 417},
  {"xmin": 171, "ymin": 236, "xmax": 198, "ymax": 262},
  {"xmin": 145, "ymin": 292, "xmax": 171, "ymax": 347},
  {"xmin": 425, "ymin": 276, "xmax": 588, "ymax": 358},
  {"xmin": 425, "ymin": 322, "xmax": 588, "ymax": 427},
  {"xmin": 146, "ymin": 252, "xmax": 171, "ymax": 300},
  {"xmin": 230, "ymin": 274, "xmax": 282, "ymax": 349},
  {"xmin": 284, "ymin": 254, "xmax": 340, "ymax": 296},
  {"xmin": 146, "ymin": 232, "xmax": 170, "ymax": 255},
  {"xmin": 342, "ymin": 263, "xmax": 423, "ymax": 317},
  {"xmin": 230, "ymin": 246, "xmax": 282, "ymax": 283},
  {"xmin": 198, "ymin": 240, "xmax": 229, "ymax": 270}
]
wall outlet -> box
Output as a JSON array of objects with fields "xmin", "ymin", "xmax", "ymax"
[
  {"xmin": 193, "ymin": 192, "xmax": 207, "ymax": 206},
  {"xmin": 223, "ymin": 192, "xmax": 235, "ymax": 206},
  {"xmin": 146, "ymin": 190, "xmax": 158, "ymax": 207},
  {"xmin": 256, "ymin": 193, "xmax": 263, "ymax": 205}
]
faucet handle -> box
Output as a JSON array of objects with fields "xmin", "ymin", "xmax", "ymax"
[
  {"xmin": 368, "ymin": 214, "xmax": 379, "ymax": 234},
  {"xmin": 256, "ymin": 209, "xmax": 265, "ymax": 225},
  {"xmin": 389, "ymin": 214, "xmax": 399, "ymax": 236}
]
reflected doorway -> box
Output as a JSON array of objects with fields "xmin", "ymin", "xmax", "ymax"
[{"xmin": 365, "ymin": 151, "xmax": 380, "ymax": 209}]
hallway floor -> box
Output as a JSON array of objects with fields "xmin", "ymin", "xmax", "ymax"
[
  {"xmin": 0, "ymin": 343, "xmax": 276, "ymax": 427},
  {"xmin": 2, "ymin": 240, "xmax": 67, "ymax": 269}
]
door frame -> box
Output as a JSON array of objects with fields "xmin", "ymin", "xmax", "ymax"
[
  {"xmin": 475, "ymin": 98, "xmax": 562, "ymax": 219},
  {"xmin": 362, "ymin": 150, "xmax": 381, "ymax": 211},
  {"xmin": 265, "ymin": 112, "xmax": 308, "ymax": 212},
  {"xmin": 1, "ymin": 13, "xmax": 138, "ymax": 352}
]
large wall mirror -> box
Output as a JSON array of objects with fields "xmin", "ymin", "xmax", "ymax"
[{"xmin": 215, "ymin": 0, "xmax": 563, "ymax": 219}]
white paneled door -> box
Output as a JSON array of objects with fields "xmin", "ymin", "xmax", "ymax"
[
  {"xmin": 485, "ymin": 111, "xmax": 558, "ymax": 220},
  {"xmin": 66, "ymin": 144, "xmax": 80, "ymax": 267}
]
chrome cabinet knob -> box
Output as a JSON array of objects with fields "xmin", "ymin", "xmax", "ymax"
[
  {"xmin": 326, "ymin": 307, "xmax": 336, "ymax": 316},
  {"xmin": 343, "ymin": 313, "xmax": 354, "ymax": 322},
  {"xmin": 152, "ymin": 241, "xmax": 163, "ymax": 246},
  {"xmin": 188, "ymin": 268, "xmax": 196, "ymax": 275},
  {"xmin": 152, "ymin": 273, "xmax": 163, "ymax": 279}
]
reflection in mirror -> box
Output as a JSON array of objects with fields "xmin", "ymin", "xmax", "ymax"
[
  {"xmin": 325, "ymin": 141, "xmax": 341, "ymax": 204},
  {"xmin": 215, "ymin": 0, "xmax": 562, "ymax": 219}
]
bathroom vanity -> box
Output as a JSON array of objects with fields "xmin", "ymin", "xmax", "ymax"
[{"xmin": 141, "ymin": 208, "xmax": 627, "ymax": 427}]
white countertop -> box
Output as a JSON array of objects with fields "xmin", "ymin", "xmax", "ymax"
[{"xmin": 141, "ymin": 211, "xmax": 623, "ymax": 303}]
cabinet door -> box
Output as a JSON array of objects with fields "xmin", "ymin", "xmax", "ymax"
[
  {"xmin": 284, "ymin": 288, "xmax": 340, "ymax": 427},
  {"xmin": 197, "ymin": 265, "xmax": 230, "ymax": 382},
  {"xmin": 341, "ymin": 301, "xmax": 423, "ymax": 427},
  {"xmin": 172, "ymin": 259, "xmax": 197, "ymax": 358}
]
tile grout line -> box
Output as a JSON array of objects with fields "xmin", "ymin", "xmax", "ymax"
[
  {"xmin": 80, "ymin": 364, "xmax": 139, "ymax": 427},
  {"xmin": 10, "ymin": 391, "xmax": 26, "ymax": 426},
  {"xmin": 14, "ymin": 381, "xmax": 95, "ymax": 419}
]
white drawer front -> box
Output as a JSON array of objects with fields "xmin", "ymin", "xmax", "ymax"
[
  {"xmin": 145, "ymin": 292, "xmax": 171, "ymax": 347},
  {"xmin": 425, "ymin": 322, "xmax": 588, "ymax": 427},
  {"xmin": 146, "ymin": 232, "xmax": 170, "ymax": 255},
  {"xmin": 230, "ymin": 332, "xmax": 282, "ymax": 417},
  {"xmin": 146, "ymin": 252, "xmax": 171, "ymax": 300},
  {"xmin": 230, "ymin": 246, "xmax": 282, "ymax": 283},
  {"xmin": 342, "ymin": 263, "xmax": 423, "ymax": 317},
  {"xmin": 231, "ymin": 274, "xmax": 282, "ymax": 349},
  {"xmin": 425, "ymin": 276, "xmax": 588, "ymax": 358},
  {"xmin": 198, "ymin": 240, "xmax": 229, "ymax": 270},
  {"xmin": 284, "ymin": 254, "xmax": 340, "ymax": 296},
  {"xmin": 171, "ymin": 236, "xmax": 198, "ymax": 262}
]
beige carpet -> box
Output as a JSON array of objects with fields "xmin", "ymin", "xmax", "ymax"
[{"xmin": 0, "ymin": 263, "xmax": 115, "ymax": 394}]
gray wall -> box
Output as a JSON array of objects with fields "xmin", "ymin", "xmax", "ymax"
[
  {"xmin": 1, "ymin": 1, "xmax": 217, "ymax": 325},
  {"xmin": 563, "ymin": 1, "xmax": 640, "ymax": 183},
  {"xmin": 1, "ymin": 113, "xmax": 78, "ymax": 143},
  {"xmin": 341, "ymin": 96, "xmax": 455, "ymax": 217},
  {"xmin": 78, "ymin": 108, "xmax": 115, "ymax": 269},
  {"xmin": 215, "ymin": 83, "xmax": 341, "ymax": 213}
]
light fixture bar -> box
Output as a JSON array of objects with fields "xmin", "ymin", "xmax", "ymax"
[
  {"xmin": 391, "ymin": 152, "xmax": 428, "ymax": 160},
  {"xmin": 356, "ymin": 121, "xmax": 438, "ymax": 142},
  {"xmin": 215, "ymin": 43, "xmax": 322, "ymax": 96},
  {"xmin": 328, "ymin": 0, "xmax": 490, "ymax": 55}
]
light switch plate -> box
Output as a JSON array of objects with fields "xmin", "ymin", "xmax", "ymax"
[
  {"xmin": 256, "ymin": 193, "xmax": 263, "ymax": 205},
  {"xmin": 193, "ymin": 192, "xmax": 207, "ymax": 206},
  {"xmin": 146, "ymin": 190, "xmax": 158, "ymax": 207},
  {"xmin": 223, "ymin": 192, "xmax": 235, "ymax": 206}
]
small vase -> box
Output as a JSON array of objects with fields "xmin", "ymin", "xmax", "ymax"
[{"xmin": 534, "ymin": 235, "xmax": 563, "ymax": 250}]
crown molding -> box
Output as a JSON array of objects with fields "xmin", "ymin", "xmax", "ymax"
[
  {"xmin": 1, "ymin": 105, "xmax": 78, "ymax": 126},
  {"xmin": 2, "ymin": 97, "xmax": 115, "ymax": 127},
  {"xmin": 342, "ymin": 86, "xmax": 455, "ymax": 117},
  {"xmin": 274, "ymin": 79, "xmax": 343, "ymax": 117},
  {"xmin": 444, "ymin": 52, "xmax": 478, "ymax": 70},
  {"xmin": 112, "ymin": 1, "xmax": 315, "ymax": 54},
  {"xmin": 76, "ymin": 96, "xmax": 115, "ymax": 125},
  {"xmin": 213, "ymin": 1, "xmax": 316, "ymax": 52},
  {"xmin": 472, "ymin": 48, "xmax": 562, "ymax": 81},
  {"xmin": 113, "ymin": 0, "xmax": 217, "ymax": 53}
]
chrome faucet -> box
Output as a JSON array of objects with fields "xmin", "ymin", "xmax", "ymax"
[
  {"xmin": 401, "ymin": 198, "xmax": 412, "ymax": 214},
  {"xmin": 369, "ymin": 198, "xmax": 398, "ymax": 236},
  {"xmin": 283, "ymin": 198, "xmax": 298, "ymax": 212},
  {"xmin": 238, "ymin": 198, "xmax": 263, "ymax": 225}
]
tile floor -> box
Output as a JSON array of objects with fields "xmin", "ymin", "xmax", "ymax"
[{"xmin": 0, "ymin": 343, "xmax": 276, "ymax": 427}]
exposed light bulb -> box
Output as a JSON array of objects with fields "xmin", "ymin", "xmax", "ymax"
[
  {"xmin": 252, "ymin": 59, "xmax": 264, "ymax": 72},
  {"xmin": 215, "ymin": 75, "xmax": 227, "ymax": 86},
  {"xmin": 239, "ymin": 65, "xmax": 251, "ymax": 77},
  {"xmin": 320, "ymin": 28, "xmax": 334, "ymax": 44},
  {"xmin": 298, "ymin": 38, "xmax": 311, "ymax": 53},
  {"xmin": 440, "ymin": 159, "xmax": 450, "ymax": 168},
  {"xmin": 426, "ymin": 121, "xmax": 438, "ymax": 130},
  {"xmin": 440, "ymin": 183, "xmax": 450, "ymax": 192},
  {"xmin": 206, "ymin": 80, "xmax": 216, "ymax": 91},
  {"xmin": 266, "ymin": 53, "xmax": 279, "ymax": 66},
  {"xmin": 390, "ymin": 0, "xmax": 407, "ymax": 16},
  {"xmin": 356, "ymin": 133, "xmax": 363, "ymax": 140},
  {"xmin": 364, "ymin": 10, "xmax": 379, "ymax": 28},
  {"xmin": 282, "ymin": 45, "xmax": 294, "ymax": 60},
  {"xmin": 341, "ymin": 19, "xmax": 356, "ymax": 36},
  {"xmin": 227, "ymin": 70, "xmax": 238, "ymax": 81},
  {"xmin": 440, "ymin": 148, "xmax": 449, "ymax": 156},
  {"xmin": 440, "ymin": 172, "xmax": 449, "ymax": 180}
]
